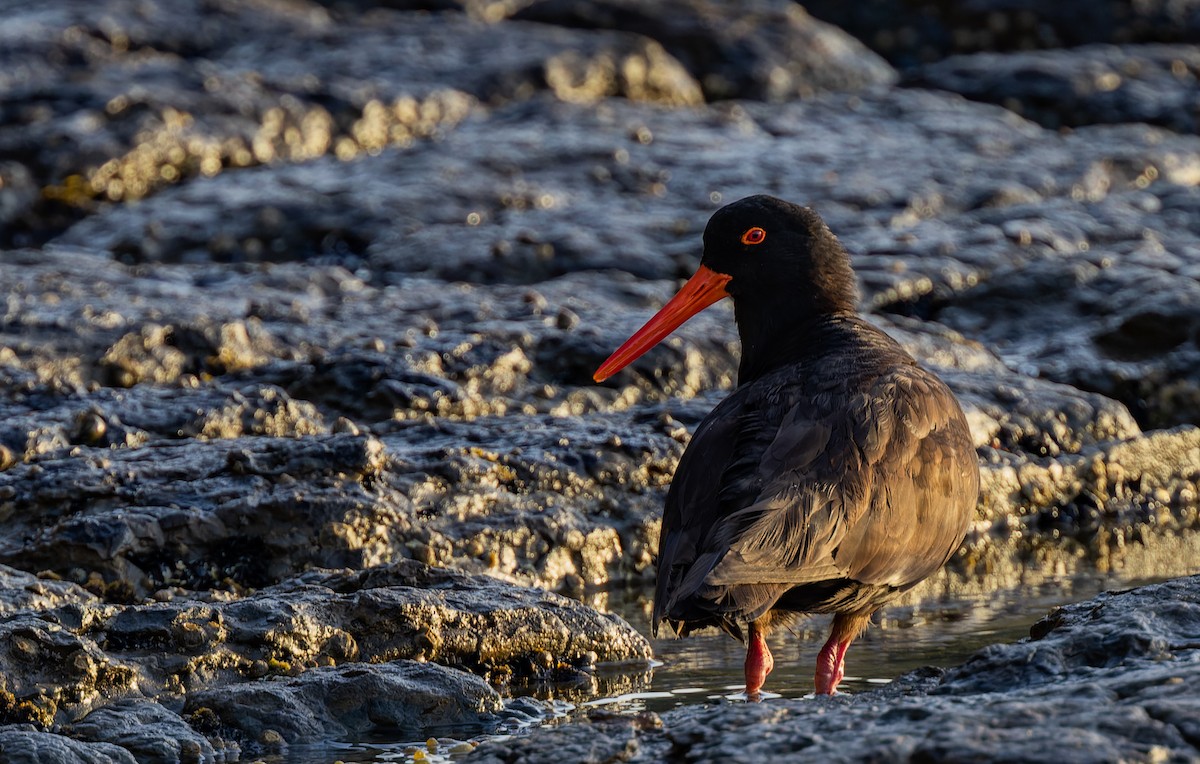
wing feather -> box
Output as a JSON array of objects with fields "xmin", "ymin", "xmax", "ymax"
[{"xmin": 653, "ymin": 346, "xmax": 978, "ymax": 633}]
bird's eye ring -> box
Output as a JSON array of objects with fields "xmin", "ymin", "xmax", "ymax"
[{"xmin": 741, "ymin": 227, "xmax": 766, "ymax": 246}]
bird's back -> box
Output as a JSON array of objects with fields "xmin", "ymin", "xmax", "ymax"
[{"xmin": 653, "ymin": 315, "xmax": 978, "ymax": 637}]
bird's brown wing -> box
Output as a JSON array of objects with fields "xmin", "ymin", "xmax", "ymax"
[
  {"xmin": 654, "ymin": 364, "xmax": 978, "ymax": 633},
  {"xmin": 652, "ymin": 382, "xmax": 762, "ymax": 634}
]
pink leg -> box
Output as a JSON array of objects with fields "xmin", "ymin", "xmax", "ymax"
[
  {"xmin": 814, "ymin": 634, "xmax": 852, "ymax": 695},
  {"xmin": 815, "ymin": 612, "xmax": 870, "ymax": 695},
  {"xmin": 744, "ymin": 623, "xmax": 774, "ymax": 697}
]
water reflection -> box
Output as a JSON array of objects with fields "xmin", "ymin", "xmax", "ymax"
[{"xmin": 592, "ymin": 570, "xmax": 1194, "ymax": 713}]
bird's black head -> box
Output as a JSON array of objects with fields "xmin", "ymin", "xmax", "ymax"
[
  {"xmin": 593, "ymin": 195, "xmax": 859, "ymax": 384},
  {"xmin": 700, "ymin": 195, "xmax": 858, "ymax": 315}
]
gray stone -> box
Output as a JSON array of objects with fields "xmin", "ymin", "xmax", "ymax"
[
  {"xmin": 935, "ymin": 239, "xmax": 1200, "ymax": 431},
  {"xmin": 910, "ymin": 44, "xmax": 1200, "ymax": 133},
  {"xmin": 0, "ymin": 431, "xmax": 390, "ymax": 594},
  {"xmin": 511, "ymin": 0, "xmax": 897, "ymax": 101},
  {"xmin": 183, "ymin": 661, "xmax": 507, "ymax": 747},
  {"xmin": 0, "ymin": 0, "xmax": 702, "ymax": 243},
  {"xmin": 0, "ymin": 613, "xmax": 138, "ymax": 729},
  {"xmin": 0, "ymin": 729, "xmax": 136, "ymax": 764},
  {"xmin": 0, "ymin": 561, "xmax": 648, "ymax": 732},
  {"xmin": 66, "ymin": 700, "xmax": 217, "ymax": 764},
  {"xmin": 801, "ymin": 0, "xmax": 1200, "ymax": 69},
  {"xmin": 0, "ymin": 566, "xmax": 96, "ymax": 616}
]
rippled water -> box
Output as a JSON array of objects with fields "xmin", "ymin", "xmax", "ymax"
[{"xmin": 278, "ymin": 568, "xmax": 1200, "ymax": 763}]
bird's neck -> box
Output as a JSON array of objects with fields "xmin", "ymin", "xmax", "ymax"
[{"xmin": 734, "ymin": 308, "xmax": 859, "ymax": 384}]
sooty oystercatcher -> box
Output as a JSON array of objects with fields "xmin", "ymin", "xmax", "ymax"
[{"xmin": 594, "ymin": 195, "xmax": 979, "ymax": 696}]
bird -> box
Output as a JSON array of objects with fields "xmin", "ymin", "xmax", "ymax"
[{"xmin": 593, "ymin": 195, "xmax": 979, "ymax": 697}]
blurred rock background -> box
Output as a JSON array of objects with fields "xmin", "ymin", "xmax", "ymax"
[{"xmin": 1, "ymin": 0, "xmax": 1199, "ymax": 761}]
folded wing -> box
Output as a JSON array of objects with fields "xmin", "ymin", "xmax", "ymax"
[{"xmin": 653, "ymin": 362, "xmax": 978, "ymax": 635}]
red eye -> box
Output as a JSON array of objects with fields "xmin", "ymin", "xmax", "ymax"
[{"xmin": 741, "ymin": 227, "xmax": 766, "ymax": 245}]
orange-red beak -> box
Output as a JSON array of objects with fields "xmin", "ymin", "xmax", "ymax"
[{"xmin": 593, "ymin": 265, "xmax": 733, "ymax": 383}]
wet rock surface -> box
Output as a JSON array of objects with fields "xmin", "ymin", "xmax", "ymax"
[
  {"xmin": 472, "ymin": 575, "xmax": 1200, "ymax": 763},
  {"xmin": 182, "ymin": 662, "xmax": 503, "ymax": 752},
  {"xmin": 909, "ymin": 44, "xmax": 1200, "ymax": 133},
  {"xmin": 0, "ymin": 729, "xmax": 136, "ymax": 764},
  {"xmin": 66, "ymin": 700, "xmax": 217, "ymax": 764},
  {"xmin": 509, "ymin": 0, "xmax": 898, "ymax": 101},
  {"xmin": 3, "ymin": 0, "xmax": 1200, "ymax": 760},
  {"xmin": 802, "ymin": 0, "xmax": 1200, "ymax": 68},
  {"xmin": 0, "ymin": 560, "xmax": 647, "ymax": 753}
]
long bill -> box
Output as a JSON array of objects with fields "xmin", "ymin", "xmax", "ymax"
[{"xmin": 593, "ymin": 264, "xmax": 732, "ymax": 382}]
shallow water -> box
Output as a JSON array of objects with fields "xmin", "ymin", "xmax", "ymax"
[
  {"xmin": 593, "ymin": 573, "xmax": 1142, "ymax": 712},
  {"xmin": 280, "ymin": 568, "xmax": 1197, "ymax": 763}
]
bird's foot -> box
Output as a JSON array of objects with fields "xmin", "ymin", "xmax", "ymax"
[
  {"xmin": 744, "ymin": 628, "xmax": 774, "ymax": 698},
  {"xmin": 814, "ymin": 636, "xmax": 850, "ymax": 695}
]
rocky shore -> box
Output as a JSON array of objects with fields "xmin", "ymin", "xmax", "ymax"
[
  {"xmin": 2, "ymin": 0, "xmax": 1199, "ymax": 761},
  {"xmin": 474, "ymin": 575, "xmax": 1200, "ymax": 763}
]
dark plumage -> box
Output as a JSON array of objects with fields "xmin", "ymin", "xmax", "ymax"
[{"xmin": 595, "ymin": 195, "xmax": 979, "ymax": 696}]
